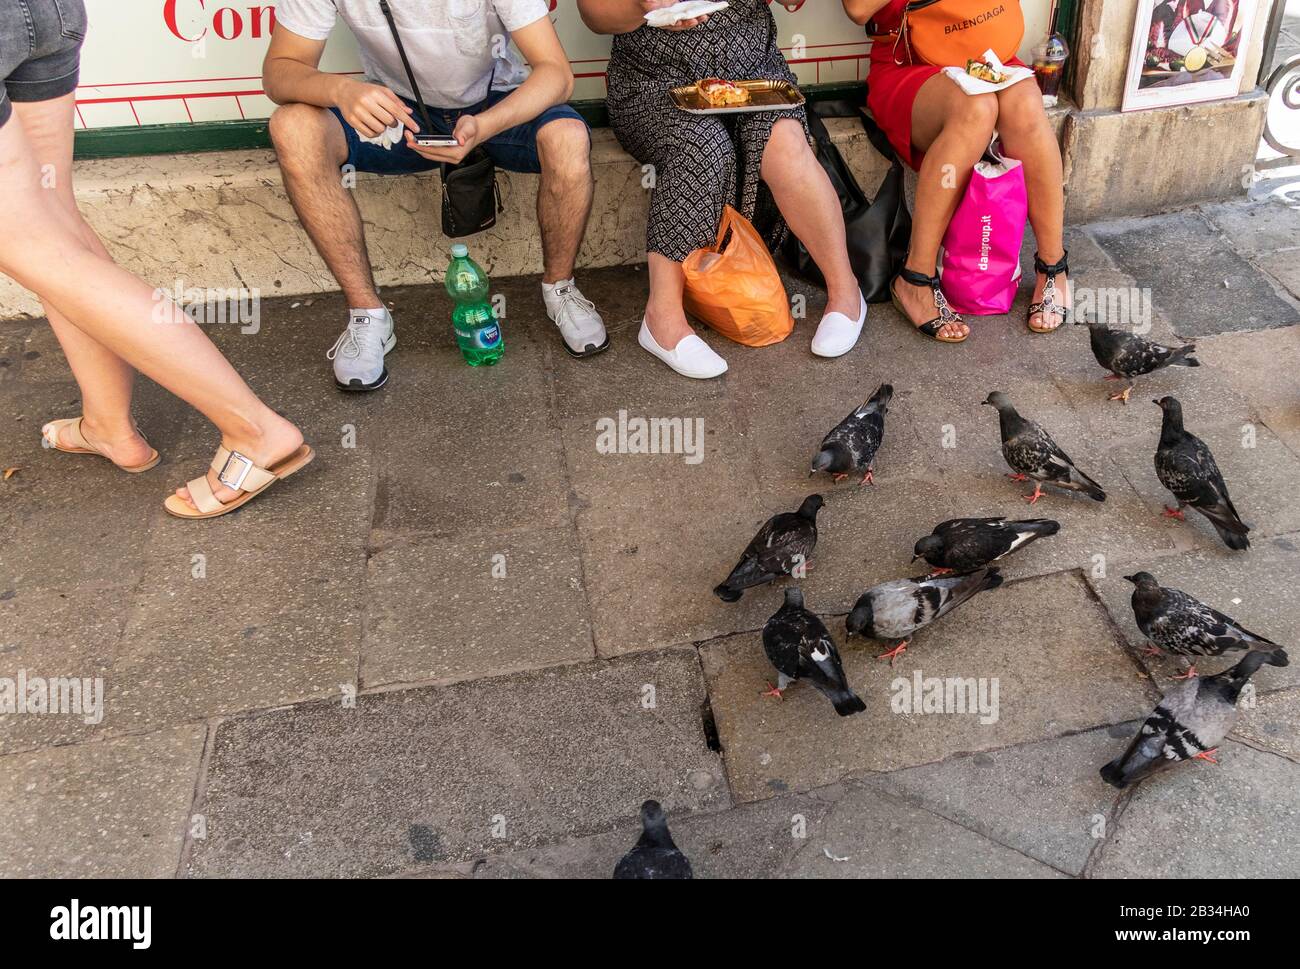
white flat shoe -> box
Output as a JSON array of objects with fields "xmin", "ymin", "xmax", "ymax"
[
  {"xmin": 811, "ymin": 292, "xmax": 868, "ymax": 358},
  {"xmin": 638, "ymin": 320, "xmax": 728, "ymax": 379}
]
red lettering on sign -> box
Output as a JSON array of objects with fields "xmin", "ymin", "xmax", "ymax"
[{"xmin": 163, "ymin": 0, "xmax": 278, "ymax": 42}]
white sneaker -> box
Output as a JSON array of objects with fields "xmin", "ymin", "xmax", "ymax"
[
  {"xmin": 543, "ymin": 279, "xmax": 610, "ymax": 357},
  {"xmin": 638, "ymin": 320, "xmax": 728, "ymax": 379},
  {"xmin": 327, "ymin": 309, "xmax": 396, "ymax": 392},
  {"xmin": 811, "ymin": 291, "xmax": 868, "ymax": 358}
]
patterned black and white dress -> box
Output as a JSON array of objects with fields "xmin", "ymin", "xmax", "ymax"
[{"xmin": 606, "ymin": 0, "xmax": 807, "ymax": 262}]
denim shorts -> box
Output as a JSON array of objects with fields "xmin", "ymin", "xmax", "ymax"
[
  {"xmin": 329, "ymin": 88, "xmax": 588, "ymax": 176},
  {"xmin": 0, "ymin": 0, "xmax": 85, "ymax": 128}
]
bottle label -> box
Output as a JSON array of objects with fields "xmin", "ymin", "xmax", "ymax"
[{"xmin": 476, "ymin": 323, "xmax": 501, "ymax": 349}]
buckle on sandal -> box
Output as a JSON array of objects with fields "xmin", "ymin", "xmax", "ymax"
[{"xmin": 217, "ymin": 450, "xmax": 255, "ymax": 490}]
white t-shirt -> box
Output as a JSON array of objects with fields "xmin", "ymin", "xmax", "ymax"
[{"xmin": 275, "ymin": 0, "xmax": 550, "ymax": 109}]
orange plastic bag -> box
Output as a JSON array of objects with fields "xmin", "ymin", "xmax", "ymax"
[{"xmin": 682, "ymin": 206, "xmax": 794, "ymax": 348}]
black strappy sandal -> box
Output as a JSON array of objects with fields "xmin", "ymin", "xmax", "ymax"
[
  {"xmin": 1028, "ymin": 251, "xmax": 1071, "ymax": 333},
  {"xmin": 890, "ymin": 266, "xmax": 968, "ymax": 343}
]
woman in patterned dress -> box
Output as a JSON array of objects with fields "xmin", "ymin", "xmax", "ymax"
[{"xmin": 578, "ymin": 0, "xmax": 866, "ymax": 378}]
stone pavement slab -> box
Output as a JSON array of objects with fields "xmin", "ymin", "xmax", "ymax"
[
  {"xmin": 453, "ymin": 780, "xmax": 1065, "ymax": 879},
  {"xmin": 1200, "ymin": 198, "xmax": 1300, "ymax": 256},
  {"xmin": 1090, "ymin": 741, "xmax": 1300, "ymax": 878},
  {"xmin": 0, "ymin": 724, "xmax": 205, "ymax": 878},
  {"xmin": 701, "ymin": 572, "xmax": 1153, "ymax": 803},
  {"xmin": 362, "ymin": 527, "xmax": 594, "ymax": 688},
  {"xmin": 1234, "ymin": 688, "xmax": 1300, "ymax": 762},
  {"xmin": 781, "ymin": 783, "xmax": 1064, "ymax": 878},
  {"xmin": 1085, "ymin": 540, "xmax": 1300, "ymax": 694},
  {"xmin": 866, "ymin": 726, "xmax": 1127, "ymax": 875},
  {"xmin": 0, "ymin": 587, "xmax": 125, "ymax": 755},
  {"xmin": 1104, "ymin": 418, "xmax": 1300, "ymax": 550},
  {"xmin": 185, "ymin": 647, "xmax": 725, "ymax": 877},
  {"xmin": 1087, "ymin": 212, "xmax": 1300, "ymax": 336}
]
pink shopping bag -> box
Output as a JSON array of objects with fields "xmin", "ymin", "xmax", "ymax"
[{"xmin": 938, "ymin": 142, "xmax": 1027, "ymax": 315}]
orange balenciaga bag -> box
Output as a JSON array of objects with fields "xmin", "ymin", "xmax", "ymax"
[
  {"xmin": 894, "ymin": 0, "xmax": 1025, "ymax": 67},
  {"xmin": 682, "ymin": 206, "xmax": 794, "ymax": 348}
]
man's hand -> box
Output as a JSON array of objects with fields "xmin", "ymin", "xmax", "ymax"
[
  {"xmin": 642, "ymin": 0, "xmax": 709, "ymax": 31},
  {"xmin": 335, "ymin": 78, "xmax": 415, "ymax": 138},
  {"xmin": 404, "ymin": 114, "xmax": 483, "ymax": 165}
]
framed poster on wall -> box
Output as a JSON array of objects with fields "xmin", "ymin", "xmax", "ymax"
[{"xmin": 1122, "ymin": 0, "xmax": 1261, "ymax": 111}]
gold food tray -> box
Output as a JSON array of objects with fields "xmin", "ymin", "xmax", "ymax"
[{"xmin": 669, "ymin": 79, "xmax": 806, "ymax": 115}]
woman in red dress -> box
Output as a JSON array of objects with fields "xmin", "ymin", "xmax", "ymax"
[{"xmin": 842, "ymin": 0, "xmax": 1071, "ymax": 343}]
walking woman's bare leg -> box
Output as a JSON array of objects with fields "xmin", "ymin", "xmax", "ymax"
[
  {"xmin": 995, "ymin": 78, "xmax": 1069, "ymax": 330},
  {"xmin": 761, "ymin": 117, "xmax": 860, "ymax": 317},
  {"xmin": 12, "ymin": 98, "xmax": 151, "ymax": 467},
  {"xmin": 0, "ymin": 95, "xmax": 303, "ymax": 507}
]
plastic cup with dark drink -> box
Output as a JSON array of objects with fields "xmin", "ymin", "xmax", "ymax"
[{"xmin": 1033, "ymin": 34, "xmax": 1069, "ymax": 106}]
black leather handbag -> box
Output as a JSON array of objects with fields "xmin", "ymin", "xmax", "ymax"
[
  {"xmin": 379, "ymin": 0, "xmax": 501, "ymax": 237},
  {"xmin": 780, "ymin": 98, "xmax": 911, "ymax": 303}
]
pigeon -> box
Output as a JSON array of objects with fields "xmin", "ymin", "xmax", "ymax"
[
  {"xmin": 912, "ymin": 517, "xmax": 1060, "ymax": 575},
  {"xmin": 613, "ymin": 800, "xmax": 693, "ymax": 879},
  {"xmin": 1099, "ymin": 651, "xmax": 1267, "ymax": 789},
  {"xmin": 1076, "ymin": 318, "xmax": 1198, "ymax": 404},
  {"xmin": 810, "ymin": 383, "xmax": 893, "ymax": 486},
  {"xmin": 845, "ymin": 567, "xmax": 1003, "ymax": 663},
  {"xmin": 1153, "ymin": 396, "xmax": 1249, "ymax": 550},
  {"xmin": 714, "ymin": 494, "xmax": 823, "ymax": 602},
  {"xmin": 761, "ymin": 588, "xmax": 865, "ymax": 716},
  {"xmin": 1124, "ymin": 571, "xmax": 1288, "ymax": 678},
  {"xmin": 983, "ymin": 391, "xmax": 1106, "ymax": 504}
]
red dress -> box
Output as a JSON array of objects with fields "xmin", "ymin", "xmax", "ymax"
[{"xmin": 865, "ymin": 0, "xmax": 1026, "ymax": 169}]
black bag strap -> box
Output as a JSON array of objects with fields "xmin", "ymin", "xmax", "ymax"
[
  {"xmin": 811, "ymin": 96, "xmax": 904, "ymax": 169},
  {"xmin": 378, "ymin": 0, "xmax": 436, "ymax": 138}
]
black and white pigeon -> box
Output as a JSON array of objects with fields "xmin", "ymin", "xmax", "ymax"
[
  {"xmin": 613, "ymin": 800, "xmax": 693, "ymax": 879},
  {"xmin": 845, "ymin": 567, "xmax": 1003, "ymax": 663},
  {"xmin": 1099, "ymin": 651, "xmax": 1267, "ymax": 789},
  {"xmin": 761, "ymin": 588, "xmax": 865, "ymax": 716},
  {"xmin": 810, "ymin": 383, "xmax": 893, "ymax": 486},
  {"xmin": 1153, "ymin": 396, "xmax": 1250, "ymax": 551},
  {"xmin": 714, "ymin": 494, "xmax": 823, "ymax": 602},
  {"xmin": 1125, "ymin": 571, "xmax": 1288, "ymax": 678},
  {"xmin": 1076, "ymin": 317, "xmax": 1198, "ymax": 404},
  {"xmin": 983, "ymin": 391, "xmax": 1105, "ymax": 504},
  {"xmin": 912, "ymin": 517, "xmax": 1060, "ymax": 575}
]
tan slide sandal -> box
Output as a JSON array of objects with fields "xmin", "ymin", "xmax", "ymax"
[
  {"xmin": 163, "ymin": 443, "xmax": 315, "ymax": 520},
  {"xmin": 42, "ymin": 417, "xmax": 161, "ymax": 473}
]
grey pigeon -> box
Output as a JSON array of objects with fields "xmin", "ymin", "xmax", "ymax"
[
  {"xmin": 714, "ymin": 494, "xmax": 823, "ymax": 602},
  {"xmin": 810, "ymin": 383, "xmax": 893, "ymax": 486},
  {"xmin": 983, "ymin": 391, "xmax": 1105, "ymax": 504},
  {"xmin": 613, "ymin": 800, "xmax": 693, "ymax": 879},
  {"xmin": 1125, "ymin": 571, "xmax": 1288, "ymax": 678},
  {"xmin": 913, "ymin": 517, "xmax": 1060, "ymax": 575},
  {"xmin": 1100, "ymin": 651, "xmax": 1267, "ymax": 788},
  {"xmin": 845, "ymin": 567, "xmax": 1003, "ymax": 663},
  {"xmin": 1077, "ymin": 318, "xmax": 1198, "ymax": 404},
  {"xmin": 761, "ymin": 588, "xmax": 865, "ymax": 716},
  {"xmin": 1154, "ymin": 396, "xmax": 1249, "ymax": 550}
]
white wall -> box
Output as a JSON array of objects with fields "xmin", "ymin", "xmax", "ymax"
[{"xmin": 75, "ymin": 0, "xmax": 1055, "ymax": 129}]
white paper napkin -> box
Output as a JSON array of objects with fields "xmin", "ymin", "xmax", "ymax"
[
  {"xmin": 644, "ymin": 1, "xmax": 729, "ymax": 28},
  {"xmin": 941, "ymin": 49, "xmax": 1035, "ymax": 96}
]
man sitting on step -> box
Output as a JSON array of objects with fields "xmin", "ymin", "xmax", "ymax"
[{"xmin": 263, "ymin": 0, "xmax": 609, "ymax": 391}]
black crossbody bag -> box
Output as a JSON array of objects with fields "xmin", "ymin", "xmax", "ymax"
[{"xmin": 378, "ymin": 0, "xmax": 501, "ymax": 237}]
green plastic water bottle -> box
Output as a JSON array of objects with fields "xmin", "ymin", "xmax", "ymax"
[{"xmin": 446, "ymin": 243, "xmax": 503, "ymax": 366}]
